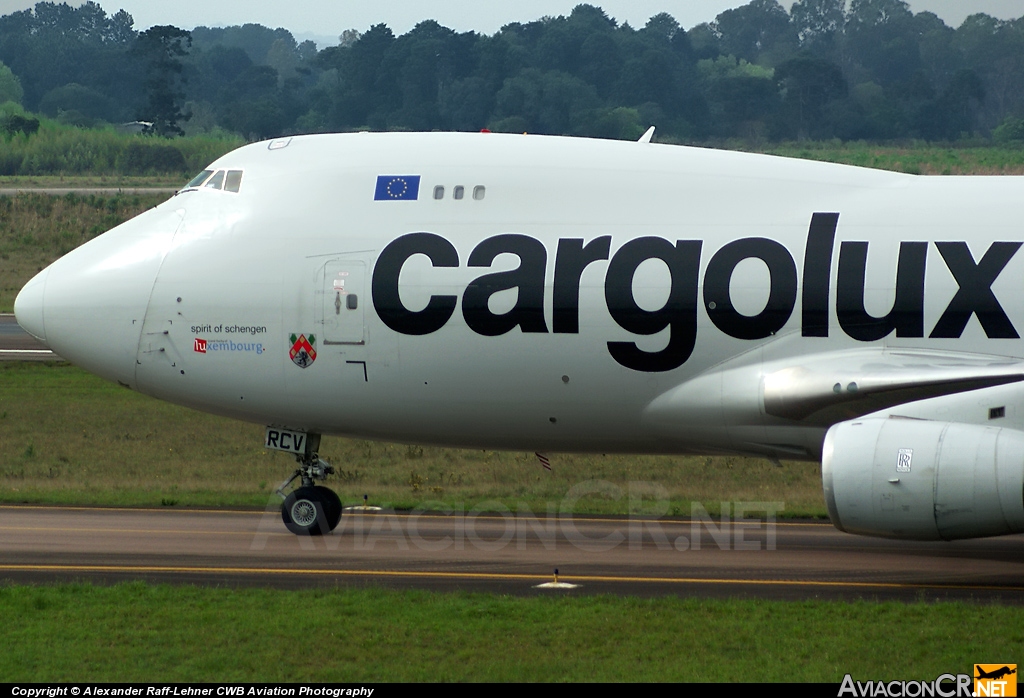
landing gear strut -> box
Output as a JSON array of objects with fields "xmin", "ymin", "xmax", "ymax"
[{"xmin": 275, "ymin": 433, "xmax": 342, "ymax": 535}]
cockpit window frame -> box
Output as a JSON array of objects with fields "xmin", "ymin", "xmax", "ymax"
[
  {"xmin": 179, "ymin": 168, "xmax": 245, "ymax": 196},
  {"xmin": 185, "ymin": 170, "xmax": 214, "ymax": 188},
  {"xmin": 204, "ymin": 170, "xmax": 226, "ymax": 190},
  {"xmin": 224, "ymin": 170, "xmax": 243, "ymax": 193}
]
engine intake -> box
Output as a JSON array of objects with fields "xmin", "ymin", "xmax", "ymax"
[{"xmin": 822, "ymin": 417, "xmax": 1024, "ymax": 540}]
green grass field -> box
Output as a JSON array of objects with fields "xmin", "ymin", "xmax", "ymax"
[{"xmin": 0, "ymin": 583, "xmax": 1017, "ymax": 682}]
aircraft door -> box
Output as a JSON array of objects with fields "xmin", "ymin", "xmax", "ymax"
[
  {"xmin": 319, "ymin": 260, "xmax": 366, "ymax": 345},
  {"xmin": 134, "ymin": 208, "xmax": 189, "ymax": 389}
]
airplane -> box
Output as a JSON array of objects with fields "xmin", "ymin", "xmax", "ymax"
[
  {"xmin": 976, "ymin": 667, "xmax": 1017, "ymax": 681},
  {"xmin": 13, "ymin": 130, "xmax": 1024, "ymax": 539}
]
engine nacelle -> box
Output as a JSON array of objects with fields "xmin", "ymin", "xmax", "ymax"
[{"xmin": 822, "ymin": 418, "xmax": 1024, "ymax": 540}]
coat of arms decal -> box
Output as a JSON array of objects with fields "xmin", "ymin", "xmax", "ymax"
[{"xmin": 289, "ymin": 333, "xmax": 316, "ymax": 368}]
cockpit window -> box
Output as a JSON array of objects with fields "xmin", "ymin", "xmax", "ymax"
[
  {"xmin": 224, "ymin": 170, "xmax": 243, "ymax": 193},
  {"xmin": 205, "ymin": 170, "xmax": 226, "ymax": 190},
  {"xmin": 186, "ymin": 170, "xmax": 213, "ymax": 188},
  {"xmin": 179, "ymin": 168, "xmax": 243, "ymax": 195}
]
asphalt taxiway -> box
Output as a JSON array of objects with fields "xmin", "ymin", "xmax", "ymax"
[
  {"xmin": 0, "ymin": 314, "xmax": 57, "ymax": 360},
  {"xmin": 2, "ymin": 504, "xmax": 1023, "ymax": 601}
]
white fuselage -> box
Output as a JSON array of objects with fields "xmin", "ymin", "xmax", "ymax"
[{"xmin": 15, "ymin": 133, "xmax": 1024, "ymax": 461}]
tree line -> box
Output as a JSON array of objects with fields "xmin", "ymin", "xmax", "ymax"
[{"xmin": 2, "ymin": 0, "xmax": 1024, "ymax": 144}]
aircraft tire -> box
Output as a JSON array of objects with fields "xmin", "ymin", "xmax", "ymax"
[{"xmin": 282, "ymin": 486, "xmax": 332, "ymax": 536}]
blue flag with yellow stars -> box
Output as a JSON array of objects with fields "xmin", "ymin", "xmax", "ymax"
[{"xmin": 374, "ymin": 175, "xmax": 420, "ymax": 201}]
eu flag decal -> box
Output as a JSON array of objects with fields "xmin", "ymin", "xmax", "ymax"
[{"xmin": 374, "ymin": 175, "xmax": 420, "ymax": 201}]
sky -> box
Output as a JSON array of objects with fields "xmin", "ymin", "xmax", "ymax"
[{"xmin": 0, "ymin": 0, "xmax": 1022, "ymax": 46}]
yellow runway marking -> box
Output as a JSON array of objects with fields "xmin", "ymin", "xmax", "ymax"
[{"xmin": 0, "ymin": 563, "xmax": 1018, "ymax": 592}]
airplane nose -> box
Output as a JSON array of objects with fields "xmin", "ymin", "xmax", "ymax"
[
  {"xmin": 28, "ymin": 204, "xmax": 185, "ymax": 388},
  {"xmin": 14, "ymin": 266, "xmax": 49, "ymax": 344}
]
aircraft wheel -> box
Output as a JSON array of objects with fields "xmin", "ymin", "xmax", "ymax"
[{"xmin": 282, "ymin": 486, "xmax": 338, "ymax": 536}]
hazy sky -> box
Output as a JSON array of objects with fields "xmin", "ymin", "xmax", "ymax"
[{"xmin": 1, "ymin": 0, "xmax": 1022, "ymax": 44}]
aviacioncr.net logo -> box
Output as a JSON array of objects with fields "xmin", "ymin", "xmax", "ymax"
[
  {"xmin": 975, "ymin": 665, "xmax": 1017, "ymax": 697},
  {"xmin": 838, "ymin": 674, "xmax": 972, "ymax": 697}
]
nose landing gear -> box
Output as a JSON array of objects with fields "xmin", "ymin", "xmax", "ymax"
[
  {"xmin": 281, "ymin": 485, "xmax": 342, "ymax": 535},
  {"xmin": 275, "ymin": 433, "xmax": 342, "ymax": 535}
]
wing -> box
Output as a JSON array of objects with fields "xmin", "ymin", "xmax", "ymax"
[
  {"xmin": 643, "ymin": 344, "xmax": 1024, "ymax": 462},
  {"xmin": 761, "ymin": 348, "xmax": 1024, "ymax": 426}
]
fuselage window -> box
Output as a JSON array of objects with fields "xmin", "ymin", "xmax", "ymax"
[
  {"xmin": 204, "ymin": 170, "xmax": 226, "ymax": 190},
  {"xmin": 453, "ymin": 185, "xmax": 465, "ymax": 200},
  {"xmin": 224, "ymin": 170, "xmax": 243, "ymax": 193},
  {"xmin": 433, "ymin": 185, "xmax": 444, "ymax": 200},
  {"xmin": 473, "ymin": 185, "xmax": 485, "ymax": 200},
  {"xmin": 186, "ymin": 170, "xmax": 213, "ymax": 188}
]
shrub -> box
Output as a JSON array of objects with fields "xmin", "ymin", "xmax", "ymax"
[
  {"xmin": 993, "ymin": 116, "xmax": 1024, "ymax": 144},
  {"xmin": 0, "ymin": 113, "xmax": 40, "ymax": 137},
  {"xmin": 115, "ymin": 141, "xmax": 188, "ymax": 174}
]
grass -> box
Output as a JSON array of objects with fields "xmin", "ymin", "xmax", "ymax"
[
  {"xmin": 0, "ymin": 583, "xmax": 1017, "ymax": 681},
  {"xmin": 0, "ymin": 362, "xmax": 825, "ymax": 515},
  {"xmin": 0, "ymin": 174, "xmax": 183, "ymax": 188}
]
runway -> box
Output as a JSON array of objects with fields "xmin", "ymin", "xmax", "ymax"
[
  {"xmin": 0, "ymin": 314, "xmax": 58, "ymax": 360},
  {"xmin": 2, "ymin": 504, "xmax": 1023, "ymax": 602}
]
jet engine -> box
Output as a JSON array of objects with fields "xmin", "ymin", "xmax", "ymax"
[{"xmin": 822, "ymin": 417, "xmax": 1024, "ymax": 540}]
